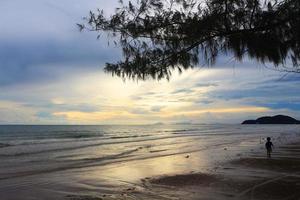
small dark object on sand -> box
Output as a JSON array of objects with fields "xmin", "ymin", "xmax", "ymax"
[
  {"xmin": 185, "ymin": 155, "xmax": 190, "ymax": 158},
  {"xmin": 126, "ymin": 187, "xmax": 135, "ymax": 191}
]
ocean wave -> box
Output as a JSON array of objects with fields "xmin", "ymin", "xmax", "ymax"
[
  {"xmin": 110, "ymin": 134, "xmax": 151, "ymax": 139},
  {"xmin": 0, "ymin": 134, "xmax": 204, "ymax": 158},
  {"xmin": 0, "ymin": 143, "xmax": 11, "ymax": 148},
  {"xmin": 164, "ymin": 129, "xmax": 200, "ymax": 133}
]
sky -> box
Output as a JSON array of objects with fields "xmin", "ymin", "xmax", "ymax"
[{"xmin": 0, "ymin": 0, "xmax": 300, "ymax": 125}]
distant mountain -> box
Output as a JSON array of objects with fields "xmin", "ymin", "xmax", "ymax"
[
  {"xmin": 242, "ymin": 115, "xmax": 300, "ymax": 124},
  {"xmin": 174, "ymin": 122, "xmax": 192, "ymax": 125}
]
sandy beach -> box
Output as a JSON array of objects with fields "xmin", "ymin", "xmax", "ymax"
[
  {"xmin": 52, "ymin": 141, "xmax": 300, "ymax": 200},
  {"xmin": 62, "ymin": 139, "xmax": 300, "ymax": 200},
  {"xmin": 144, "ymin": 142, "xmax": 300, "ymax": 200},
  {"xmin": 0, "ymin": 125, "xmax": 299, "ymax": 200}
]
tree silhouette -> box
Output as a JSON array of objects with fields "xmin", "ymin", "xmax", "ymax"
[{"xmin": 80, "ymin": 0, "xmax": 300, "ymax": 80}]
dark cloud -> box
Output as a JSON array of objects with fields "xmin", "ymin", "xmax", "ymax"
[
  {"xmin": 0, "ymin": 0, "xmax": 122, "ymax": 87},
  {"xmin": 211, "ymin": 84, "xmax": 300, "ymax": 101},
  {"xmin": 195, "ymin": 99, "xmax": 214, "ymax": 105},
  {"xmin": 171, "ymin": 88, "xmax": 194, "ymax": 94},
  {"xmin": 0, "ymin": 37, "xmax": 121, "ymax": 86},
  {"xmin": 194, "ymin": 82, "xmax": 218, "ymax": 87}
]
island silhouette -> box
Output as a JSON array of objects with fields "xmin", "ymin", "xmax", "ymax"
[{"xmin": 242, "ymin": 115, "xmax": 300, "ymax": 124}]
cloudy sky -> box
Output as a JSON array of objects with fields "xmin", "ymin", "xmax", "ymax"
[{"xmin": 0, "ymin": 0, "xmax": 300, "ymax": 124}]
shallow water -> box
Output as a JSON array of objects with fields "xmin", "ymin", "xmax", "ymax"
[{"xmin": 0, "ymin": 124, "xmax": 299, "ymax": 199}]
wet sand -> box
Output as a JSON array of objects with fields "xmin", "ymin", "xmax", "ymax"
[
  {"xmin": 47, "ymin": 141, "xmax": 300, "ymax": 200},
  {"xmin": 140, "ymin": 142, "xmax": 300, "ymax": 200},
  {"xmin": 2, "ymin": 143, "xmax": 300, "ymax": 200},
  {"xmin": 65, "ymin": 141, "xmax": 300, "ymax": 200},
  {"xmin": 1, "ymin": 125, "xmax": 300, "ymax": 200}
]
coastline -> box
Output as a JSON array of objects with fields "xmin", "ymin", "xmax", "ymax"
[
  {"xmin": 0, "ymin": 125, "xmax": 299, "ymax": 200},
  {"xmin": 141, "ymin": 141, "xmax": 300, "ymax": 200},
  {"xmin": 62, "ymin": 135, "xmax": 300, "ymax": 200}
]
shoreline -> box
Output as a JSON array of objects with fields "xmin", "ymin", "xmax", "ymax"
[
  {"xmin": 140, "ymin": 141, "xmax": 300, "ymax": 200},
  {"xmin": 60, "ymin": 136, "xmax": 300, "ymax": 200},
  {"xmin": 1, "ymin": 125, "xmax": 300, "ymax": 200}
]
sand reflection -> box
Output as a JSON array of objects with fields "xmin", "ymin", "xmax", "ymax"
[{"xmin": 80, "ymin": 151, "xmax": 209, "ymax": 184}]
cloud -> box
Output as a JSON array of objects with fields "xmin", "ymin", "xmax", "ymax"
[
  {"xmin": 0, "ymin": 0, "xmax": 118, "ymax": 40},
  {"xmin": 0, "ymin": 101, "xmax": 37, "ymax": 124},
  {"xmin": 1, "ymin": 0, "xmax": 300, "ymax": 124},
  {"xmin": 171, "ymin": 88, "xmax": 194, "ymax": 94},
  {"xmin": 195, "ymin": 99, "xmax": 214, "ymax": 105},
  {"xmin": 53, "ymin": 110, "xmax": 137, "ymax": 124},
  {"xmin": 35, "ymin": 111, "xmax": 55, "ymax": 119},
  {"xmin": 194, "ymin": 82, "xmax": 218, "ymax": 88},
  {"xmin": 129, "ymin": 108, "xmax": 150, "ymax": 115},
  {"xmin": 157, "ymin": 106, "xmax": 270, "ymax": 119},
  {"xmin": 212, "ymin": 84, "xmax": 300, "ymax": 101},
  {"xmin": 0, "ymin": 0, "xmax": 122, "ymax": 87},
  {"xmin": 0, "ymin": 37, "xmax": 122, "ymax": 86},
  {"xmin": 25, "ymin": 102, "xmax": 101, "ymax": 113},
  {"xmin": 255, "ymin": 102, "xmax": 300, "ymax": 111},
  {"xmin": 151, "ymin": 105, "xmax": 166, "ymax": 112}
]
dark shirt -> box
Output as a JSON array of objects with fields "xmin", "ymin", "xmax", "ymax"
[{"xmin": 265, "ymin": 141, "xmax": 273, "ymax": 149}]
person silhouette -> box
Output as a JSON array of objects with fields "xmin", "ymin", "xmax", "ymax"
[{"xmin": 265, "ymin": 137, "xmax": 274, "ymax": 158}]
